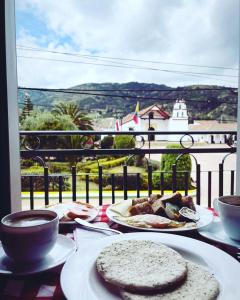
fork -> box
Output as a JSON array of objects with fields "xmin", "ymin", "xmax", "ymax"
[{"xmin": 75, "ymin": 218, "xmax": 123, "ymax": 235}]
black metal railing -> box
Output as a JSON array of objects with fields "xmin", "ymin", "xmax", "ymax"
[{"xmin": 20, "ymin": 130, "xmax": 237, "ymax": 209}]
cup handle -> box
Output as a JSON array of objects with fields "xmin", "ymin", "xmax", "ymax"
[{"xmin": 213, "ymin": 199, "xmax": 219, "ymax": 213}]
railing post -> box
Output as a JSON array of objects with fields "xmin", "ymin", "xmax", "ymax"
[
  {"xmin": 208, "ymin": 171, "xmax": 212, "ymax": 207},
  {"xmin": 196, "ymin": 164, "xmax": 201, "ymax": 205},
  {"xmin": 148, "ymin": 164, "xmax": 153, "ymax": 196},
  {"xmin": 136, "ymin": 173, "xmax": 140, "ymax": 198},
  {"xmin": 86, "ymin": 174, "xmax": 89, "ymax": 203},
  {"xmin": 231, "ymin": 170, "xmax": 235, "ymax": 195},
  {"xmin": 219, "ymin": 163, "xmax": 223, "ymax": 197},
  {"xmin": 44, "ymin": 167, "xmax": 49, "ymax": 206},
  {"xmin": 123, "ymin": 164, "xmax": 128, "ymax": 200},
  {"xmin": 59, "ymin": 176, "xmax": 63, "ymax": 203},
  {"xmin": 184, "ymin": 171, "xmax": 188, "ymax": 196},
  {"xmin": 111, "ymin": 174, "xmax": 115, "ymax": 204},
  {"xmin": 160, "ymin": 172, "xmax": 164, "ymax": 195},
  {"xmin": 172, "ymin": 164, "xmax": 177, "ymax": 193},
  {"xmin": 29, "ymin": 176, "xmax": 34, "ymax": 209},
  {"xmin": 71, "ymin": 166, "xmax": 76, "ymax": 202},
  {"xmin": 98, "ymin": 166, "xmax": 103, "ymax": 205}
]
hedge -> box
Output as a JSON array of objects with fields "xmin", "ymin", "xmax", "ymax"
[
  {"xmin": 100, "ymin": 135, "xmax": 114, "ymax": 149},
  {"xmin": 114, "ymin": 135, "xmax": 135, "ymax": 149},
  {"xmin": 21, "ymin": 174, "xmax": 71, "ymax": 191},
  {"xmin": 153, "ymin": 144, "xmax": 192, "ymax": 190},
  {"xmin": 81, "ymin": 156, "xmax": 127, "ymax": 173},
  {"xmin": 90, "ymin": 173, "xmax": 146, "ymax": 190}
]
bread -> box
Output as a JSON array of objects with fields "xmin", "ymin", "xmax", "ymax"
[
  {"xmin": 151, "ymin": 199, "xmax": 166, "ymax": 216},
  {"xmin": 132, "ymin": 197, "xmax": 149, "ymax": 206},
  {"xmin": 149, "ymin": 194, "xmax": 162, "ymax": 204},
  {"xmin": 66, "ymin": 209, "xmax": 89, "ymax": 220},
  {"xmin": 160, "ymin": 193, "xmax": 182, "ymax": 206},
  {"xmin": 96, "ymin": 240, "xmax": 187, "ymax": 292},
  {"xmin": 121, "ymin": 261, "xmax": 219, "ymax": 300},
  {"xmin": 129, "ymin": 202, "xmax": 154, "ymax": 216}
]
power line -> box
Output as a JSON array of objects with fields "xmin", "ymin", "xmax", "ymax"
[
  {"xmin": 17, "ymin": 55, "xmax": 238, "ymax": 85},
  {"xmin": 17, "ymin": 46, "xmax": 238, "ymax": 79},
  {"xmin": 17, "ymin": 45, "xmax": 238, "ymax": 71}
]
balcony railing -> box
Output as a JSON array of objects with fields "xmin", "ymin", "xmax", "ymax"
[{"xmin": 20, "ymin": 130, "xmax": 237, "ymax": 209}]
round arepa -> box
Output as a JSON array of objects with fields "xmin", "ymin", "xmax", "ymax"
[
  {"xmin": 96, "ymin": 240, "xmax": 187, "ymax": 292},
  {"xmin": 121, "ymin": 261, "xmax": 219, "ymax": 300}
]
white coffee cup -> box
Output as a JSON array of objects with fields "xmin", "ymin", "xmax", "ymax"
[{"xmin": 213, "ymin": 195, "xmax": 240, "ymax": 241}]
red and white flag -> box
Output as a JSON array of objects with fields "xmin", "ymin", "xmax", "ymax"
[
  {"xmin": 132, "ymin": 102, "xmax": 140, "ymax": 124},
  {"xmin": 115, "ymin": 119, "xmax": 120, "ymax": 131}
]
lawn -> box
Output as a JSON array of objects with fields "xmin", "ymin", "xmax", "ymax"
[{"xmin": 107, "ymin": 166, "xmax": 146, "ymax": 174}]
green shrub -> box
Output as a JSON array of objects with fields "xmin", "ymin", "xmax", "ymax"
[
  {"xmin": 153, "ymin": 144, "xmax": 192, "ymax": 190},
  {"xmin": 21, "ymin": 159, "xmax": 34, "ymax": 168},
  {"xmin": 81, "ymin": 156, "xmax": 127, "ymax": 173},
  {"xmin": 21, "ymin": 174, "xmax": 71, "ymax": 191},
  {"xmin": 114, "ymin": 135, "xmax": 135, "ymax": 149},
  {"xmin": 105, "ymin": 174, "xmax": 144, "ymax": 190},
  {"xmin": 49, "ymin": 162, "xmax": 71, "ymax": 174},
  {"xmin": 147, "ymin": 159, "xmax": 161, "ymax": 171},
  {"xmin": 100, "ymin": 135, "xmax": 114, "ymax": 149}
]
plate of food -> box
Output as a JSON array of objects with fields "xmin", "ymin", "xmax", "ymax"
[
  {"xmin": 106, "ymin": 193, "xmax": 213, "ymax": 231},
  {"xmin": 46, "ymin": 201, "xmax": 99, "ymax": 224},
  {"xmin": 60, "ymin": 232, "xmax": 240, "ymax": 300}
]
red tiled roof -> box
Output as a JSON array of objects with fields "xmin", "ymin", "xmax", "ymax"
[{"xmin": 122, "ymin": 104, "xmax": 170, "ymax": 125}]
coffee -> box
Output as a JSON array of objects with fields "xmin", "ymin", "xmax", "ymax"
[
  {"xmin": 3, "ymin": 215, "xmax": 53, "ymax": 227},
  {"xmin": 1, "ymin": 209, "xmax": 59, "ymax": 262},
  {"xmin": 219, "ymin": 196, "xmax": 240, "ymax": 206},
  {"xmin": 214, "ymin": 196, "xmax": 240, "ymax": 241}
]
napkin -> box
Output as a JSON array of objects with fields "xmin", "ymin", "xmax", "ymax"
[{"xmin": 73, "ymin": 222, "xmax": 116, "ymax": 249}]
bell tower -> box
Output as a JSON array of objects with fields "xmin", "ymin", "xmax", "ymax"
[
  {"xmin": 168, "ymin": 99, "xmax": 189, "ymax": 141},
  {"xmin": 171, "ymin": 99, "xmax": 188, "ymax": 119}
]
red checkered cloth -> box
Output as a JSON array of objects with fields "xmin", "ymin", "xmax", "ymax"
[{"xmin": 0, "ymin": 205, "xmax": 231, "ymax": 300}]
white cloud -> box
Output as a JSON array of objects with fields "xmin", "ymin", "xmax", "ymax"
[{"xmin": 16, "ymin": 0, "xmax": 239, "ymax": 88}]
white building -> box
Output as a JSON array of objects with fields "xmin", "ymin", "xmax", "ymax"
[
  {"xmin": 120, "ymin": 99, "xmax": 189, "ymax": 141},
  {"xmin": 189, "ymin": 120, "xmax": 237, "ymax": 144}
]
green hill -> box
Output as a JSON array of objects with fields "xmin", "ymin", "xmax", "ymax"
[{"xmin": 18, "ymin": 82, "xmax": 237, "ymax": 121}]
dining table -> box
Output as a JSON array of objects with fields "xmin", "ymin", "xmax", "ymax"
[{"xmin": 0, "ymin": 204, "xmax": 239, "ymax": 300}]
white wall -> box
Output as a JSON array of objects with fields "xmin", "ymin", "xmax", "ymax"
[{"xmin": 168, "ymin": 118, "xmax": 189, "ymax": 142}]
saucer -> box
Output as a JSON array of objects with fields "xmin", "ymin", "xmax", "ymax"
[
  {"xmin": 0, "ymin": 234, "xmax": 76, "ymax": 276},
  {"xmin": 198, "ymin": 217, "xmax": 240, "ymax": 249}
]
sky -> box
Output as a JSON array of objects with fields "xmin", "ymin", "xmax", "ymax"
[{"xmin": 15, "ymin": 0, "xmax": 239, "ymax": 88}]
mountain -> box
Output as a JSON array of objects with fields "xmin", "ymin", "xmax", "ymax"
[{"xmin": 18, "ymin": 82, "xmax": 237, "ymax": 121}]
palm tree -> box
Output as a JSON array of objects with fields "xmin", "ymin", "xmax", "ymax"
[{"xmin": 52, "ymin": 102, "xmax": 94, "ymax": 130}]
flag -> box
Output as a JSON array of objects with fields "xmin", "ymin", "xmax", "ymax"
[
  {"xmin": 132, "ymin": 102, "xmax": 139, "ymax": 124},
  {"xmin": 116, "ymin": 119, "xmax": 120, "ymax": 131}
]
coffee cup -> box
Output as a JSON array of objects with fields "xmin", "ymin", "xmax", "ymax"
[
  {"xmin": 213, "ymin": 195, "xmax": 240, "ymax": 241},
  {"xmin": 0, "ymin": 209, "xmax": 59, "ymax": 263}
]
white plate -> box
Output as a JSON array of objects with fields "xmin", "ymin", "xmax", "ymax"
[
  {"xmin": 46, "ymin": 202, "xmax": 99, "ymax": 224},
  {"xmin": 198, "ymin": 217, "xmax": 240, "ymax": 249},
  {"xmin": 61, "ymin": 232, "xmax": 240, "ymax": 300},
  {"xmin": 0, "ymin": 234, "xmax": 76, "ymax": 276},
  {"xmin": 106, "ymin": 204, "xmax": 213, "ymax": 232}
]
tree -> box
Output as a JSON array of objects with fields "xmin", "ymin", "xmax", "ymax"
[
  {"xmin": 20, "ymin": 93, "xmax": 33, "ymax": 121},
  {"xmin": 52, "ymin": 102, "xmax": 94, "ymax": 130},
  {"xmin": 153, "ymin": 144, "xmax": 192, "ymax": 190},
  {"xmin": 20, "ymin": 111, "xmax": 81, "ymax": 149}
]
